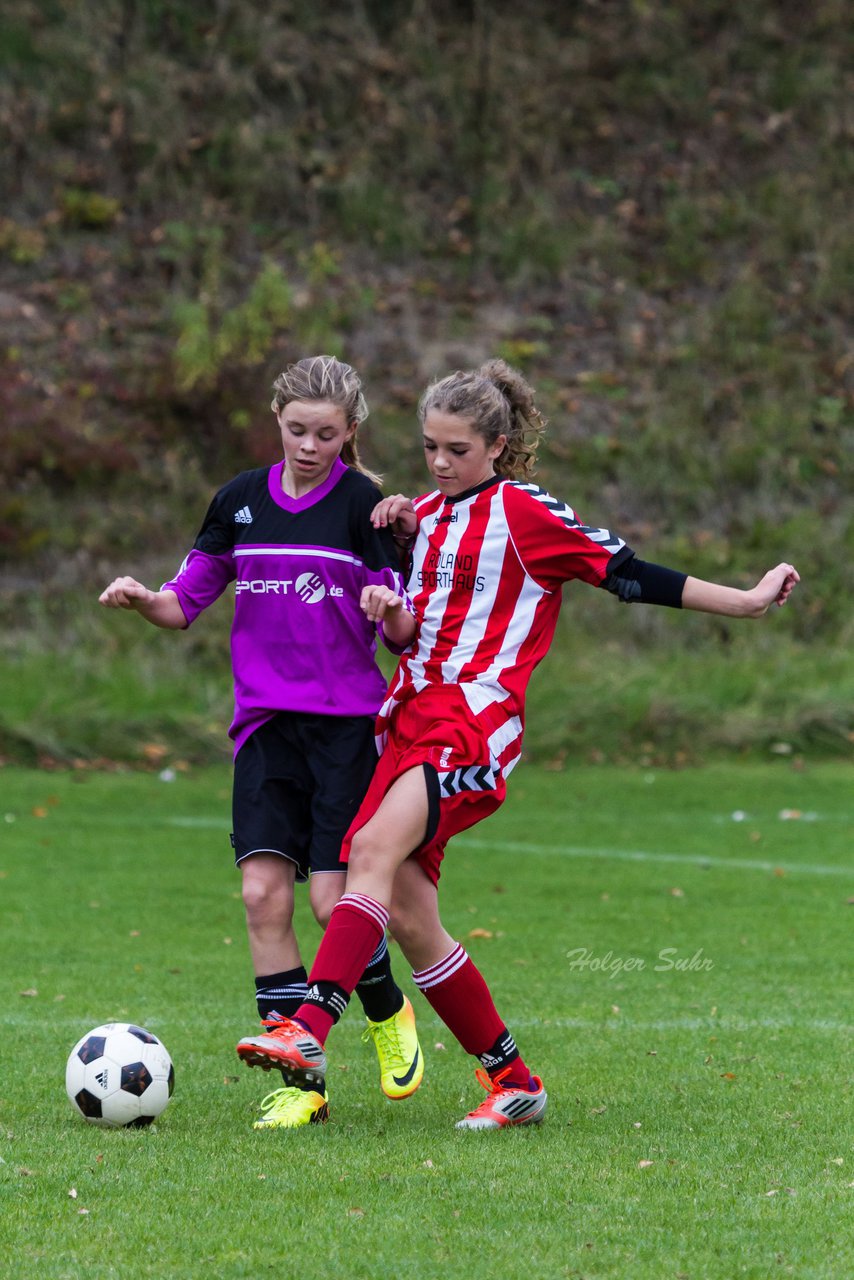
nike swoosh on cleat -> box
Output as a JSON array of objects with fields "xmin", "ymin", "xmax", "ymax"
[{"xmin": 391, "ymin": 1047, "xmax": 420, "ymax": 1087}]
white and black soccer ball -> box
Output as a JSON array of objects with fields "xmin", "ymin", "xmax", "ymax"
[{"xmin": 65, "ymin": 1023, "xmax": 175, "ymax": 1128}]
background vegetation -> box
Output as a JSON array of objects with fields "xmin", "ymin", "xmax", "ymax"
[{"xmin": 1, "ymin": 0, "xmax": 852, "ymax": 766}]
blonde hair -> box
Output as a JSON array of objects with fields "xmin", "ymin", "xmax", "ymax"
[
  {"xmin": 271, "ymin": 355, "xmax": 381, "ymax": 485},
  {"xmin": 417, "ymin": 358, "xmax": 546, "ymax": 480}
]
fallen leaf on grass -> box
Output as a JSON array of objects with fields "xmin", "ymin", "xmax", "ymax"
[
  {"xmin": 423, "ymin": 1159, "xmax": 434, "ymax": 1168},
  {"xmin": 721, "ymin": 1072, "xmax": 737, "ymax": 1080},
  {"xmin": 68, "ymin": 1188, "xmax": 78, "ymax": 1199},
  {"xmin": 347, "ymin": 1207, "xmax": 364, "ymax": 1219},
  {"xmin": 19, "ymin": 989, "xmax": 38, "ymax": 998},
  {"xmin": 468, "ymin": 927, "xmax": 493, "ymax": 939},
  {"xmin": 637, "ymin": 1160, "xmax": 654, "ymax": 1169}
]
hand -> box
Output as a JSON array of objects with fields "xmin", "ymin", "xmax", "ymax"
[
  {"xmin": 99, "ymin": 576, "xmax": 156, "ymax": 610},
  {"xmin": 360, "ymin": 584, "xmax": 406, "ymax": 623},
  {"xmin": 370, "ymin": 494, "xmax": 417, "ymax": 540},
  {"xmin": 744, "ymin": 563, "xmax": 800, "ymax": 616}
]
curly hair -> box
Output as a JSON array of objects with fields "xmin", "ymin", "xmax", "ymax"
[
  {"xmin": 271, "ymin": 355, "xmax": 380, "ymax": 484},
  {"xmin": 417, "ymin": 358, "xmax": 546, "ymax": 480}
]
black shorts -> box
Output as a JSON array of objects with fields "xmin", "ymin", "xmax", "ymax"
[{"xmin": 231, "ymin": 712, "xmax": 378, "ymax": 881}]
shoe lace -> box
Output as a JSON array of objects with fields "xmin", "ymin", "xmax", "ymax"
[
  {"xmin": 361, "ymin": 1017, "xmax": 405, "ymax": 1066},
  {"xmin": 258, "ymin": 1086, "xmax": 308, "ymax": 1119},
  {"xmin": 468, "ymin": 1067, "xmax": 513, "ymax": 1110}
]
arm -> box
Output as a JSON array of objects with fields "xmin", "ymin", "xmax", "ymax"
[
  {"xmin": 682, "ymin": 563, "xmax": 799, "ymax": 617},
  {"xmin": 99, "ymin": 577, "xmax": 188, "ymax": 629},
  {"xmin": 360, "ymin": 584, "xmax": 417, "ymax": 648}
]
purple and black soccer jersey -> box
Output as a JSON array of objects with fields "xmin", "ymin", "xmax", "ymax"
[{"xmin": 161, "ymin": 458, "xmax": 411, "ymax": 754}]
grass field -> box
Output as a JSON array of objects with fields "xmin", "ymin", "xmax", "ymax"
[{"xmin": 1, "ymin": 761, "xmax": 851, "ymax": 1279}]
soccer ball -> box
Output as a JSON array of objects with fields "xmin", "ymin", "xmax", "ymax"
[{"xmin": 65, "ymin": 1023, "xmax": 175, "ymax": 1128}]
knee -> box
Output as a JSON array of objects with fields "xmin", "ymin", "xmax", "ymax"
[
  {"xmin": 242, "ymin": 866, "xmax": 293, "ymax": 925},
  {"xmin": 310, "ymin": 891, "xmax": 337, "ymax": 930},
  {"xmin": 347, "ymin": 828, "xmax": 387, "ymax": 879}
]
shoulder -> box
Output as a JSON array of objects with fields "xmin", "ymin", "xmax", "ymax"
[
  {"xmin": 340, "ymin": 467, "xmax": 384, "ymax": 503},
  {"xmin": 499, "ymin": 479, "xmax": 582, "ymax": 530},
  {"xmin": 210, "ymin": 467, "xmax": 271, "ymax": 507}
]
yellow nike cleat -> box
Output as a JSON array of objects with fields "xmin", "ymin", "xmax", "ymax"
[
  {"xmin": 253, "ymin": 1085, "xmax": 329, "ymax": 1129},
  {"xmin": 361, "ymin": 995, "xmax": 424, "ymax": 1100}
]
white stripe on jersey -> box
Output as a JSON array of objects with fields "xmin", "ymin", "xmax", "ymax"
[
  {"xmin": 406, "ymin": 501, "xmax": 472, "ymax": 687},
  {"xmin": 439, "ymin": 490, "xmax": 508, "ymax": 686},
  {"xmin": 234, "ymin": 546, "xmax": 365, "ymax": 567},
  {"xmin": 486, "ymin": 714, "xmax": 524, "ymax": 764}
]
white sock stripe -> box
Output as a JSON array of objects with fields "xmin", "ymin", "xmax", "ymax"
[
  {"xmin": 366, "ymin": 936, "xmax": 389, "ymax": 967},
  {"xmin": 336, "ymin": 892, "xmax": 390, "ymax": 931},
  {"xmin": 257, "ymin": 984, "xmax": 308, "ymax": 998},
  {"xmin": 412, "ymin": 943, "xmax": 468, "ymax": 990}
]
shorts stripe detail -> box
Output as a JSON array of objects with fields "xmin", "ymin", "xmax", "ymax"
[
  {"xmin": 335, "ymin": 892, "xmax": 389, "ymax": 932},
  {"xmin": 412, "ymin": 942, "xmax": 468, "ymax": 991},
  {"xmin": 436, "ymin": 763, "xmax": 500, "ymax": 797}
]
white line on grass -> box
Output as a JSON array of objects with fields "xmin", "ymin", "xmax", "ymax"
[
  {"xmin": 462, "ymin": 1015, "xmax": 854, "ymax": 1034},
  {"xmin": 454, "ymin": 835, "xmax": 854, "ymax": 878},
  {"xmin": 160, "ymin": 818, "xmax": 852, "ymax": 877}
]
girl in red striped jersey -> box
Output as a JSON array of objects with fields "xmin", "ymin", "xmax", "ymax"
[{"xmin": 249, "ymin": 359, "xmax": 799, "ymax": 1130}]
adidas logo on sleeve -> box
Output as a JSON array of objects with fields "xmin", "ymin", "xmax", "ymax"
[{"xmin": 234, "ymin": 506, "xmax": 253, "ymax": 524}]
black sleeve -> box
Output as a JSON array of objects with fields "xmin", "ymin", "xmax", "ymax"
[
  {"xmin": 350, "ymin": 477, "xmax": 402, "ymax": 575},
  {"xmin": 603, "ymin": 555, "xmax": 687, "ymax": 608}
]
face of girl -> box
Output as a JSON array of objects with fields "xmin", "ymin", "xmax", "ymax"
[
  {"xmin": 276, "ymin": 399, "xmax": 355, "ymax": 496},
  {"xmin": 422, "ymin": 409, "xmax": 507, "ymax": 498}
]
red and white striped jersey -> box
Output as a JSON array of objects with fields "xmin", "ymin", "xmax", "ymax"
[{"xmin": 377, "ymin": 476, "xmax": 631, "ymax": 777}]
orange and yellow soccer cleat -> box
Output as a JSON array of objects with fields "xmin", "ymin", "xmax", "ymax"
[
  {"xmin": 236, "ymin": 1015, "xmax": 327, "ymax": 1090},
  {"xmin": 455, "ymin": 1067, "xmax": 548, "ymax": 1130}
]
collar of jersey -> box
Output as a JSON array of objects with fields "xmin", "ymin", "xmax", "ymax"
[
  {"xmin": 268, "ymin": 456, "xmax": 348, "ymax": 511},
  {"xmin": 441, "ymin": 474, "xmax": 503, "ymax": 506}
]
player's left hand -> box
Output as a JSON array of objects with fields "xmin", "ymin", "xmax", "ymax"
[{"xmin": 361, "ymin": 584, "xmax": 405, "ymax": 623}]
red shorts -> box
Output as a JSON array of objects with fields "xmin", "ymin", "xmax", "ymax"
[{"xmin": 340, "ymin": 685, "xmax": 507, "ymax": 885}]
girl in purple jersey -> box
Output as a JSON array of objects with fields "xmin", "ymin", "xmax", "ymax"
[{"xmin": 100, "ymin": 355, "xmax": 421, "ymax": 1129}]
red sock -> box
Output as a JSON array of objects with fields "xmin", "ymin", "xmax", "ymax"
[
  {"xmin": 412, "ymin": 943, "xmax": 532, "ymax": 1087},
  {"xmin": 295, "ymin": 893, "xmax": 389, "ymax": 1043}
]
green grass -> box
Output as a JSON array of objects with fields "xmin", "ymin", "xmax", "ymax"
[{"xmin": 1, "ymin": 762, "xmax": 851, "ymax": 1278}]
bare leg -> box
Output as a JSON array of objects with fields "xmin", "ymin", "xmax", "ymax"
[
  {"xmin": 389, "ymin": 856, "xmax": 456, "ymax": 972},
  {"xmin": 345, "ymin": 766, "xmax": 431, "ymax": 905},
  {"xmin": 240, "ymin": 853, "xmax": 300, "ymax": 973},
  {"xmin": 308, "ymin": 870, "xmax": 347, "ymax": 930}
]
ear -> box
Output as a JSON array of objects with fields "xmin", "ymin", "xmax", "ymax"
[
  {"xmin": 489, "ymin": 433, "xmax": 508, "ymax": 461},
  {"xmin": 346, "ymin": 418, "xmax": 358, "ymax": 440}
]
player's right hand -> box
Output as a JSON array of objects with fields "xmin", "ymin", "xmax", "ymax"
[{"xmin": 99, "ymin": 576, "xmax": 154, "ymax": 610}]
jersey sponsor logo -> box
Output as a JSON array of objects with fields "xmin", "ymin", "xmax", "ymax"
[
  {"xmin": 234, "ymin": 506, "xmax": 253, "ymax": 524},
  {"xmin": 295, "ymin": 571, "xmax": 326, "ymax": 604},
  {"xmin": 234, "ymin": 575, "xmax": 343, "ymax": 601},
  {"xmin": 418, "ymin": 548, "xmax": 485, "ymax": 592}
]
